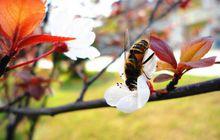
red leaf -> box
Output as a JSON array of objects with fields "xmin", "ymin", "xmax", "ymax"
[
  {"xmin": 0, "ymin": 0, "xmax": 45, "ymax": 41},
  {"xmin": 18, "ymin": 34, "xmax": 75, "ymax": 48},
  {"xmin": 150, "ymin": 35, "xmax": 177, "ymax": 68},
  {"xmin": 180, "ymin": 56, "xmax": 216, "ymax": 69},
  {"xmin": 180, "ymin": 0, "xmax": 191, "ymax": 9},
  {"xmin": 153, "ymin": 74, "xmax": 173, "ymax": 83},
  {"xmin": 28, "ymin": 85, "xmax": 45, "ymax": 100},
  {"xmin": 180, "ymin": 36, "xmax": 214, "ymax": 62}
]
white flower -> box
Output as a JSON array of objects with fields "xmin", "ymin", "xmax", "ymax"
[
  {"xmin": 48, "ymin": 2, "xmax": 100, "ymax": 60},
  {"xmin": 104, "ymin": 49, "xmax": 157, "ymax": 113},
  {"xmin": 49, "ymin": 0, "xmax": 119, "ymax": 18}
]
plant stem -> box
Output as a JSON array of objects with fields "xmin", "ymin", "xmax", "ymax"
[
  {"xmin": 8, "ymin": 48, "xmax": 55, "ymax": 70},
  {"xmin": 166, "ymin": 74, "xmax": 181, "ymax": 91},
  {"xmin": 0, "ymin": 55, "xmax": 11, "ymax": 77}
]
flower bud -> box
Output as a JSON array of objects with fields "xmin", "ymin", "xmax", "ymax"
[{"xmin": 54, "ymin": 42, "xmax": 69, "ymax": 53}]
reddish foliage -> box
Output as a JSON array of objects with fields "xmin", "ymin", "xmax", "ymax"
[
  {"xmin": 179, "ymin": 0, "xmax": 191, "ymax": 9},
  {"xmin": 165, "ymin": 0, "xmax": 191, "ymax": 9},
  {"xmin": 152, "ymin": 36, "xmax": 216, "ymax": 83},
  {"xmin": 153, "ymin": 74, "xmax": 174, "ymax": 83},
  {"xmin": 14, "ymin": 71, "xmax": 50, "ymax": 100},
  {"xmin": 0, "ymin": 0, "xmax": 74, "ymax": 71},
  {"xmin": 0, "ymin": 0, "xmax": 45, "ymax": 41},
  {"xmin": 54, "ymin": 42, "xmax": 69, "ymax": 53},
  {"xmin": 179, "ymin": 56, "xmax": 216, "ymax": 69},
  {"xmin": 150, "ymin": 35, "xmax": 177, "ymax": 68},
  {"xmin": 18, "ymin": 35, "xmax": 74, "ymax": 49},
  {"xmin": 180, "ymin": 36, "xmax": 214, "ymax": 62}
]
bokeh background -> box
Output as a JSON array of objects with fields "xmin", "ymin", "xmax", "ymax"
[{"xmin": 1, "ymin": 0, "xmax": 220, "ymax": 139}]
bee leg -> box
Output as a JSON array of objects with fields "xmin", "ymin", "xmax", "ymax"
[
  {"xmin": 120, "ymin": 73, "xmax": 124, "ymax": 78},
  {"xmin": 142, "ymin": 53, "xmax": 154, "ymax": 64},
  {"xmin": 143, "ymin": 71, "xmax": 150, "ymax": 80}
]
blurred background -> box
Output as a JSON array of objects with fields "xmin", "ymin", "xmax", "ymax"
[
  {"xmin": 1, "ymin": 0, "xmax": 220, "ymax": 139},
  {"xmin": 45, "ymin": 0, "xmax": 220, "ymax": 76}
]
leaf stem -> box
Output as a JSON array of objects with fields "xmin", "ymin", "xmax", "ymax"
[
  {"xmin": 166, "ymin": 73, "xmax": 182, "ymax": 91},
  {"xmin": 8, "ymin": 47, "xmax": 56, "ymax": 70},
  {"xmin": 0, "ymin": 55, "xmax": 11, "ymax": 77}
]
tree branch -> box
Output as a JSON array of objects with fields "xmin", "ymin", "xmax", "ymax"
[{"xmin": 1, "ymin": 78, "xmax": 220, "ymax": 116}]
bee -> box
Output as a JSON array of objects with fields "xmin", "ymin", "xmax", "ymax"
[
  {"xmin": 105, "ymin": 37, "xmax": 156, "ymax": 113},
  {"xmin": 124, "ymin": 40, "xmax": 154, "ymax": 91}
]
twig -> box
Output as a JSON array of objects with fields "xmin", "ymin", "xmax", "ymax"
[
  {"xmin": 133, "ymin": 0, "xmax": 181, "ymax": 42},
  {"xmin": 0, "ymin": 94, "xmax": 27, "ymax": 111},
  {"xmin": 28, "ymin": 97, "xmax": 48, "ymax": 140},
  {"xmin": 166, "ymin": 74, "xmax": 181, "ymax": 91},
  {"xmin": 74, "ymin": 65, "xmax": 89, "ymax": 102},
  {"xmin": 6, "ymin": 95, "xmax": 30, "ymax": 140},
  {"xmin": 148, "ymin": 0, "xmax": 163, "ymax": 25},
  {"xmin": 76, "ymin": 84, "xmax": 89, "ymax": 102},
  {"xmin": 2, "ymin": 78, "xmax": 220, "ymax": 116},
  {"xmin": 105, "ymin": 1, "xmax": 148, "ymax": 21},
  {"xmin": 3, "ymin": 74, "xmax": 10, "ymax": 102}
]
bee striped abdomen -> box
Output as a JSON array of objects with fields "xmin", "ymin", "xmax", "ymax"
[{"xmin": 125, "ymin": 40, "xmax": 149, "ymax": 91}]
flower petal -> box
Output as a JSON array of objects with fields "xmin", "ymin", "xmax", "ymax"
[
  {"xmin": 137, "ymin": 75, "xmax": 150, "ymax": 108},
  {"xmin": 49, "ymin": 10, "xmax": 99, "ymax": 60},
  {"xmin": 64, "ymin": 50, "xmax": 77, "ymax": 60},
  {"xmin": 67, "ymin": 32, "xmax": 96, "ymax": 47},
  {"xmin": 116, "ymin": 94, "xmax": 138, "ymax": 113},
  {"xmin": 64, "ymin": 45, "xmax": 100, "ymax": 60},
  {"xmin": 142, "ymin": 49, "xmax": 157, "ymax": 78},
  {"xmin": 49, "ymin": 11, "xmax": 73, "ymax": 36},
  {"xmin": 104, "ymin": 84, "xmax": 130, "ymax": 106}
]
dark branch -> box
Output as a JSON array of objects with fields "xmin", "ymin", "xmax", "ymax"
[
  {"xmin": 0, "ymin": 55, "xmax": 11, "ymax": 77},
  {"xmin": 6, "ymin": 95, "xmax": 30, "ymax": 140},
  {"xmin": 166, "ymin": 74, "xmax": 181, "ymax": 91},
  {"xmin": 148, "ymin": 0, "xmax": 163, "ymax": 25},
  {"xmin": 2, "ymin": 78, "xmax": 220, "ymax": 116},
  {"xmin": 28, "ymin": 96, "xmax": 48, "ymax": 140},
  {"xmin": 0, "ymin": 94, "xmax": 27, "ymax": 111}
]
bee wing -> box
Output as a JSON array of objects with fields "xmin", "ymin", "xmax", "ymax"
[
  {"xmin": 104, "ymin": 84, "xmax": 130, "ymax": 106},
  {"xmin": 137, "ymin": 75, "xmax": 150, "ymax": 108},
  {"xmin": 142, "ymin": 49, "xmax": 157, "ymax": 79},
  {"xmin": 118, "ymin": 29, "xmax": 131, "ymax": 80},
  {"xmin": 123, "ymin": 29, "xmax": 131, "ymax": 52},
  {"xmin": 118, "ymin": 52, "xmax": 128, "ymax": 80}
]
